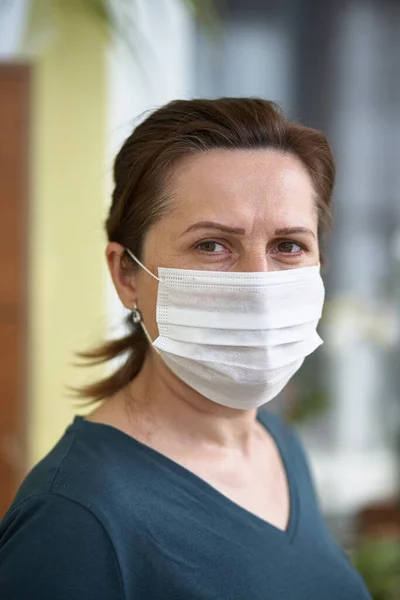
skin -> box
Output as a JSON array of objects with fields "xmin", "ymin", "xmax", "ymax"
[{"xmin": 88, "ymin": 149, "xmax": 319, "ymax": 531}]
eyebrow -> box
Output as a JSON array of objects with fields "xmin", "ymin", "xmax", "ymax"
[
  {"xmin": 184, "ymin": 221, "xmax": 246, "ymax": 235},
  {"xmin": 184, "ymin": 221, "xmax": 316, "ymax": 239},
  {"xmin": 274, "ymin": 227, "xmax": 316, "ymax": 239}
]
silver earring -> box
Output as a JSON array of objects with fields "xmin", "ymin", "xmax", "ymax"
[{"xmin": 131, "ymin": 303, "xmax": 142, "ymax": 325}]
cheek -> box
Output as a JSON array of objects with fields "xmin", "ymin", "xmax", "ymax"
[{"xmin": 136, "ymin": 273, "xmax": 160, "ymax": 340}]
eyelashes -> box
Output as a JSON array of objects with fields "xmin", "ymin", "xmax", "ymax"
[
  {"xmin": 196, "ymin": 241, "xmax": 226, "ymax": 253},
  {"xmin": 272, "ymin": 241, "xmax": 306, "ymax": 254},
  {"xmin": 194, "ymin": 239, "xmax": 309, "ymax": 257}
]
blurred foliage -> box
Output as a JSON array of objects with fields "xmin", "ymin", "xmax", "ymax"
[
  {"xmin": 352, "ymin": 539, "xmax": 400, "ymax": 600},
  {"xmin": 283, "ymin": 358, "xmax": 330, "ymax": 425},
  {"xmin": 287, "ymin": 386, "xmax": 329, "ymax": 425}
]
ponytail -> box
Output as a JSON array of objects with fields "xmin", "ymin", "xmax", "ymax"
[{"xmin": 77, "ymin": 314, "xmax": 148, "ymax": 402}]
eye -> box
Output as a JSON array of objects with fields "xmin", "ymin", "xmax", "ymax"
[
  {"xmin": 275, "ymin": 241, "xmax": 304, "ymax": 254},
  {"xmin": 196, "ymin": 241, "xmax": 226, "ymax": 253}
]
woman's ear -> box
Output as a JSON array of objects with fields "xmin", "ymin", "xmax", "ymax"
[{"xmin": 106, "ymin": 242, "xmax": 137, "ymax": 309}]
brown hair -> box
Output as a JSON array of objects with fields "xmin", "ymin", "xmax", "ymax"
[{"xmin": 79, "ymin": 97, "xmax": 335, "ymax": 402}]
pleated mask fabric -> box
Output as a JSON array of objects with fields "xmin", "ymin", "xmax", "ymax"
[{"xmin": 149, "ymin": 265, "xmax": 325, "ymax": 410}]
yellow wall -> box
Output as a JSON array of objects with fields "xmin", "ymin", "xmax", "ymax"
[{"xmin": 29, "ymin": 7, "xmax": 106, "ymax": 466}]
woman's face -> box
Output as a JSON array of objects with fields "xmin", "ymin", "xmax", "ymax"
[{"xmin": 109, "ymin": 149, "xmax": 319, "ymax": 340}]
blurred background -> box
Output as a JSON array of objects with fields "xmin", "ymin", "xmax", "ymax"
[{"xmin": 0, "ymin": 0, "xmax": 399, "ymax": 595}]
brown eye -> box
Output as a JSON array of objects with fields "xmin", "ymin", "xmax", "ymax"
[
  {"xmin": 277, "ymin": 241, "xmax": 302, "ymax": 254},
  {"xmin": 197, "ymin": 241, "xmax": 224, "ymax": 253}
]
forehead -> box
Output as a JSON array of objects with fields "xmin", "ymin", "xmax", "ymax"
[{"xmin": 167, "ymin": 149, "xmax": 316, "ymax": 225}]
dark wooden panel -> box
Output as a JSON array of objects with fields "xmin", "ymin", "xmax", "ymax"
[
  {"xmin": 0, "ymin": 65, "xmax": 30, "ymax": 306},
  {"xmin": 0, "ymin": 64, "xmax": 29, "ymax": 518}
]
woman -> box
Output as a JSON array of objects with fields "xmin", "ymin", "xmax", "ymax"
[{"xmin": 0, "ymin": 98, "xmax": 371, "ymax": 599}]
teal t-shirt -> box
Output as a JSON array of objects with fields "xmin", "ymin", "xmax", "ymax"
[{"xmin": 0, "ymin": 412, "xmax": 371, "ymax": 599}]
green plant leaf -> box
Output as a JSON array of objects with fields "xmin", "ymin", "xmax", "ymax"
[{"xmin": 352, "ymin": 539, "xmax": 400, "ymax": 600}]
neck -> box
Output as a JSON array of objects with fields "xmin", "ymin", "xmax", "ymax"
[{"xmin": 121, "ymin": 351, "xmax": 259, "ymax": 451}]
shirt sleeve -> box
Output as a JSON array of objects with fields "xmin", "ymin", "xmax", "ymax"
[{"xmin": 0, "ymin": 493, "xmax": 124, "ymax": 600}]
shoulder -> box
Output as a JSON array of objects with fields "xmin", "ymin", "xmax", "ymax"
[
  {"xmin": 0, "ymin": 417, "xmax": 161, "ymax": 599},
  {"xmin": 5, "ymin": 417, "xmax": 178, "ymax": 546},
  {"xmin": 11, "ymin": 417, "xmax": 145, "ymax": 518},
  {"xmin": 0, "ymin": 493, "xmax": 124, "ymax": 599}
]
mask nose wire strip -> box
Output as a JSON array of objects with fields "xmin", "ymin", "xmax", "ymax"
[{"xmin": 125, "ymin": 248, "xmax": 161, "ymax": 282}]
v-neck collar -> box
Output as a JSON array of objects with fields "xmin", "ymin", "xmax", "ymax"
[{"xmin": 72, "ymin": 411, "xmax": 300, "ymax": 544}]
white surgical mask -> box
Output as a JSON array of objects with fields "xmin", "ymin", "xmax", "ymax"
[{"xmin": 126, "ymin": 249, "xmax": 325, "ymax": 410}]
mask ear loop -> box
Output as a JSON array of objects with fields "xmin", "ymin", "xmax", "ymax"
[
  {"xmin": 125, "ymin": 248, "xmax": 160, "ymax": 351},
  {"xmin": 125, "ymin": 248, "xmax": 161, "ymax": 282}
]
